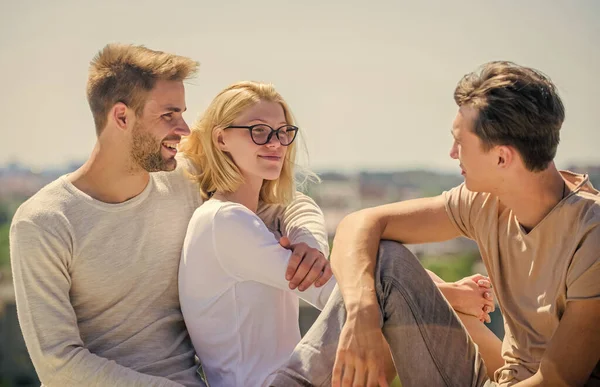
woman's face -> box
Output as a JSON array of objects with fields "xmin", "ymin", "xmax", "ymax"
[{"xmin": 219, "ymin": 100, "xmax": 291, "ymax": 184}]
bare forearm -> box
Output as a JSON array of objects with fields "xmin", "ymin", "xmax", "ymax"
[
  {"xmin": 511, "ymin": 373, "xmax": 548, "ymax": 387},
  {"xmin": 456, "ymin": 312, "xmax": 503, "ymax": 380},
  {"xmin": 330, "ymin": 210, "xmax": 383, "ymax": 320},
  {"xmin": 331, "ymin": 196, "xmax": 459, "ymax": 321},
  {"xmin": 426, "ymin": 269, "xmax": 445, "ymax": 284}
]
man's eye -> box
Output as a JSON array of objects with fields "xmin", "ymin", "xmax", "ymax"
[{"xmin": 163, "ymin": 114, "xmax": 173, "ymax": 121}]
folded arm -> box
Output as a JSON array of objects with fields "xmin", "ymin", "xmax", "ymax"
[
  {"xmin": 213, "ymin": 204, "xmax": 335, "ymax": 310},
  {"xmin": 258, "ymin": 192, "xmax": 332, "ymax": 290},
  {"xmin": 329, "ymin": 195, "xmax": 463, "ymax": 387}
]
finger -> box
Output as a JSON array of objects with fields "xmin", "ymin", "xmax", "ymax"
[
  {"xmin": 477, "ymin": 279, "xmax": 492, "ymax": 288},
  {"xmin": 365, "ymin": 359, "xmax": 384, "ymax": 387},
  {"xmin": 482, "ymin": 292, "xmax": 496, "ymax": 312},
  {"xmin": 352, "ymin": 359, "xmax": 366, "ymax": 387},
  {"xmin": 315, "ymin": 262, "xmax": 333, "ymax": 287},
  {"xmin": 289, "ymin": 251, "xmax": 317, "ymax": 290},
  {"xmin": 279, "ymin": 236, "xmax": 291, "ymax": 249},
  {"xmin": 341, "ymin": 362, "xmax": 355, "ymax": 387},
  {"xmin": 484, "ymin": 313, "xmax": 491, "ymax": 324},
  {"xmin": 471, "ymin": 273, "xmax": 487, "ymax": 282},
  {"xmin": 297, "ymin": 256, "xmax": 325, "ymax": 291},
  {"xmin": 482, "ymin": 305, "xmax": 495, "ymax": 320},
  {"xmin": 365, "ymin": 365, "xmax": 379, "ymax": 387},
  {"xmin": 483, "ymin": 300, "xmax": 495, "ymax": 314},
  {"xmin": 332, "ymin": 353, "xmax": 345, "ymax": 387},
  {"xmin": 377, "ymin": 367, "xmax": 390, "ymax": 387},
  {"xmin": 285, "ymin": 250, "xmax": 304, "ymax": 283}
]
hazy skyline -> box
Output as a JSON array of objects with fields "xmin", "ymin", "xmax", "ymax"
[{"xmin": 1, "ymin": 0, "xmax": 598, "ymax": 172}]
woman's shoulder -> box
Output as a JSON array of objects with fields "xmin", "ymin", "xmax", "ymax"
[{"xmin": 199, "ymin": 200, "xmax": 262, "ymax": 229}]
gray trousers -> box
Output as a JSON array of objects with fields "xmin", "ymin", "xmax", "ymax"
[{"xmin": 270, "ymin": 241, "xmax": 492, "ymax": 387}]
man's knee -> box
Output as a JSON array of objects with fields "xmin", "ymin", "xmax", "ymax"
[
  {"xmin": 377, "ymin": 240, "xmax": 423, "ymax": 273},
  {"xmin": 376, "ymin": 240, "xmax": 432, "ymax": 288}
]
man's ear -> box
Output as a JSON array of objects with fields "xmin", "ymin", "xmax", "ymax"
[
  {"xmin": 111, "ymin": 102, "xmax": 130, "ymax": 131},
  {"xmin": 497, "ymin": 145, "xmax": 514, "ymax": 168}
]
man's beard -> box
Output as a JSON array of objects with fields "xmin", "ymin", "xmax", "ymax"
[{"xmin": 130, "ymin": 123, "xmax": 177, "ymax": 172}]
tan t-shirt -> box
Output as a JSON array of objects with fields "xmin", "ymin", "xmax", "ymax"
[{"xmin": 444, "ymin": 171, "xmax": 600, "ymax": 386}]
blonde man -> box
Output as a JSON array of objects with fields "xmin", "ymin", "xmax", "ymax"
[{"xmin": 10, "ymin": 44, "xmax": 332, "ymax": 387}]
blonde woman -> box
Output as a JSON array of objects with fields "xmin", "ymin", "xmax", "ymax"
[
  {"xmin": 178, "ymin": 81, "xmax": 496, "ymax": 387},
  {"xmin": 178, "ymin": 81, "xmax": 336, "ymax": 387}
]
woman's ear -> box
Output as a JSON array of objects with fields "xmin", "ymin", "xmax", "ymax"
[{"xmin": 215, "ymin": 130, "xmax": 228, "ymax": 152}]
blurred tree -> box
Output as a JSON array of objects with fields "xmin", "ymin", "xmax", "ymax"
[
  {"xmin": 0, "ymin": 224, "xmax": 9, "ymax": 269},
  {"xmin": 421, "ymin": 252, "xmax": 480, "ymax": 283}
]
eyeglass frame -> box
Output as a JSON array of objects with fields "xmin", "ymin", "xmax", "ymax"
[{"xmin": 223, "ymin": 124, "xmax": 299, "ymax": 146}]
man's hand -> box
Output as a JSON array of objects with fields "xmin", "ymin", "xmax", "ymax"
[
  {"xmin": 279, "ymin": 237, "xmax": 333, "ymax": 291},
  {"xmin": 441, "ymin": 274, "xmax": 495, "ymax": 323},
  {"xmin": 332, "ymin": 307, "xmax": 389, "ymax": 387}
]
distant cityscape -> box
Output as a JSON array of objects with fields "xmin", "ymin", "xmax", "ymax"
[{"xmin": 3, "ymin": 159, "xmax": 599, "ymax": 255}]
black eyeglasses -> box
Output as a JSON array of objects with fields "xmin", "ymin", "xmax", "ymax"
[{"xmin": 224, "ymin": 124, "xmax": 299, "ymax": 146}]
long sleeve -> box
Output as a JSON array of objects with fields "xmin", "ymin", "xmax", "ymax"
[
  {"xmin": 10, "ymin": 219, "xmax": 183, "ymax": 387},
  {"xmin": 257, "ymin": 192, "xmax": 330, "ymax": 257},
  {"xmin": 211, "ymin": 204, "xmax": 335, "ymax": 310}
]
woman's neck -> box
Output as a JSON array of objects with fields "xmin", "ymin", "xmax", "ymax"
[{"xmin": 213, "ymin": 177, "xmax": 263, "ymax": 213}]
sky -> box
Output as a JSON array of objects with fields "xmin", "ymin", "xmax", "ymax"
[{"xmin": 0, "ymin": 0, "xmax": 598, "ymax": 172}]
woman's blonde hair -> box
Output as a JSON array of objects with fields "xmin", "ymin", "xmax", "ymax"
[{"xmin": 180, "ymin": 81, "xmax": 302, "ymax": 205}]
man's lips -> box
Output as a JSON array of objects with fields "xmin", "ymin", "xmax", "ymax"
[{"xmin": 161, "ymin": 141, "xmax": 179, "ymax": 155}]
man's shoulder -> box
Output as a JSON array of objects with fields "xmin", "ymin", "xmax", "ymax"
[
  {"xmin": 444, "ymin": 183, "xmax": 498, "ymax": 214},
  {"xmin": 567, "ymin": 174, "xmax": 600, "ymax": 231},
  {"xmin": 12, "ymin": 176, "xmax": 73, "ymax": 231}
]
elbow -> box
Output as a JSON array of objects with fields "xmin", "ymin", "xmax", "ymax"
[
  {"xmin": 330, "ymin": 209, "xmax": 384, "ymax": 267},
  {"xmin": 537, "ymin": 361, "xmax": 586, "ymax": 387},
  {"xmin": 337, "ymin": 208, "xmax": 384, "ymax": 235},
  {"xmin": 29, "ymin": 344, "xmax": 86, "ymax": 386}
]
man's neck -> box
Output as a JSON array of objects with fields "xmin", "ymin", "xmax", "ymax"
[
  {"xmin": 69, "ymin": 142, "xmax": 150, "ymax": 204},
  {"xmin": 214, "ymin": 177, "xmax": 263, "ymax": 213},
  {"xmin": 496, "ymin": 163, "xmax": 568, "ymax": 232}
]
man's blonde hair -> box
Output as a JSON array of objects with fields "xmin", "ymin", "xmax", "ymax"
[
  {"xmin": 180, "ymin": 81, "xmax": 300, "ymax": 206},
  {"xmin": 87, "ymin": 43, "xmax": 199, "ymax": 135}
]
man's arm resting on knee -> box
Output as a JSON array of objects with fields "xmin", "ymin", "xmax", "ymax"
[
  {"xmin": 513, "ymin": 299, "xmax": 600, "ymax": 387},
  {"xmin": 329, "ymin": 196, "xmax": 463, "ymax": 386},
  {"xmin": 330, "ymin": 195, "xmax": 461, "ymax": 319},
  {"xmin": 10, "ymin": 221, "xmax": 183, "ymax": 387}
]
